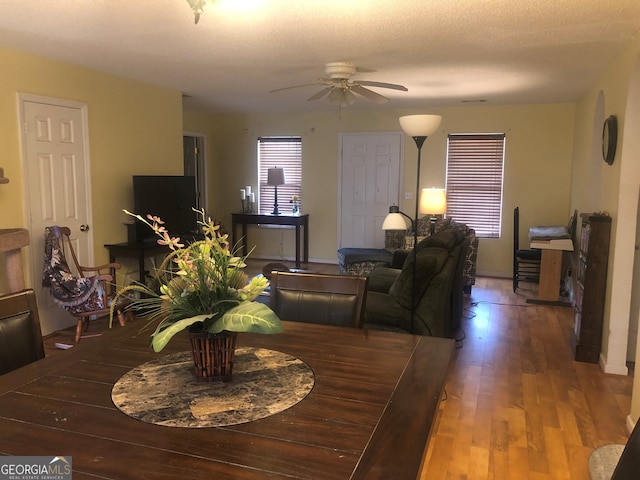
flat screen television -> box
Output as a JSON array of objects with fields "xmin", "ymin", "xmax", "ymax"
[{"xmin": 132, "ymin": 175, "xmax": 198, "ymax": 244}]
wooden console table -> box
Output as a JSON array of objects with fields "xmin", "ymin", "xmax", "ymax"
[
  {"xmin": 104, "ymin": 241, "xmax": 171, "ymax": 289},
  {"xmin": 231, "ymin": 213, "xmax": 309, "ymax": 268}
]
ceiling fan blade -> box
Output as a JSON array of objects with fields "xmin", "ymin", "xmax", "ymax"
[
  {"xmin": 351, "ymin": 85, "xmax": 389, "ymax": 104},
  {"xmin": 307, "ymin": 87, "xmax": 332, "ymax": 101},
  {"xmin": 357, "ymin": 80, "xmax": 408, "ymax": 91},
  {"xmin": 270, "ymin": 83, "xmax": 324, "ymax": 93}
]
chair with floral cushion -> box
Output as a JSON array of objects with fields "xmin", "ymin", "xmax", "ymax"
[{"xmin": 42, "ymin": 226, "xmax": 130, "ymax": 343}]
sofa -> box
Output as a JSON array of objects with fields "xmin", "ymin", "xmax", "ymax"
[
  {"xmin": 363, "ymin": 229, "xmax": 469, "ymax": 337},
  {"xmin": 338, "ymin": 216, "xmax": 478, "ymax": 293}
]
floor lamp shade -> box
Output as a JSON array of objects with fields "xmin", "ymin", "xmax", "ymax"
[
  {"xmin": 399, "ymin": 115, "xmax": 442, "ymax": 137},
  {"xmin": 267, "ymin": 167, "xmax": 285, "ymax": 215}
]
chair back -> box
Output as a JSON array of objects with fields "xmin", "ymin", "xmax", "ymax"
[
  {"xmin": 45, "ymin": 226, "xmax": 82, "ymax": 276},
  {"xmin": 270, "ymin": 272, "xmax": 368, "ymax": 328},
  {"xmin": 513, "ymin": 207, "xmax": 521, "ymax": 252},
  {"xmin": 0, "ymin": 289, "xmax": 45, "ymax": 375},
  {"xmin": 512, "ymin": 207, "xmax": 542, "ymax": 292}
]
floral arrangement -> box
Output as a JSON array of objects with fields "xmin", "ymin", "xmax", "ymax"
[{"xmin": 110, "ymin": 208, "xmax": 282, "ymax": 352}]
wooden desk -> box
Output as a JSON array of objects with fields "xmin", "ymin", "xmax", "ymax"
[
  {"xmin": 528, "ymin": 229, "xmax": 573, "ymax": 304},
  {"xmin": 0, "ymin": 321, "xmax": 453, "ymax": 479},
  {"xmin": 232, "ymin": 213, "xmax": 309, "ymax": 268}
]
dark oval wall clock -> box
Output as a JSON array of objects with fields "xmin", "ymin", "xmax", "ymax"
[{"xmin": 602, "ymin": 114, "xmax": 618, "ymax": 165}]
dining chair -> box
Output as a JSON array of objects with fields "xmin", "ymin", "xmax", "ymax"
[
  {"xmin": 0, "ymin": 289, "xmax": 45, "ymax": 375},
  {"xmin": 42, "ymin": 226, "xmax": 131, "ymax": 343},
  {"xmin": 269, "ymin": 271, "xmax": 368, "ymax": 328},
  {"xmin": 513, "ymin": 207, "xmax": 542, "ymax": 292}
]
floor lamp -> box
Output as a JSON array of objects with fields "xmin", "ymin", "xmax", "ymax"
[
  {"xmin": 267, "ymin": 167, "xmax": 285, "ymax": 215},
  {"xmin": 398, "ymin": 114, "xmax": 442, "ymax": 333}
]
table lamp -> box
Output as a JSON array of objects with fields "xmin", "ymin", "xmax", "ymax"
[
  {"xmin": 267, "ymin": 167, "xmax": 285, "ymax": 215},
  {"xmin": 419, "ymin": 188, "xmax": 447, "ymax": 234}
]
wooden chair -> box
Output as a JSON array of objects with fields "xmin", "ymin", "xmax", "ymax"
[
  {"xmin": 270, "ymin": 272, "xmax": 368, "ymax": 328},
  {"xmin": 42, "ymin": 226, "xmax": 131, "ymax": 343},
  {"xmin": 513, "ymin": 207, "xmax": 542, "ymax": 292},
  {"xmin": 0, "ymin": 289, "xmax": 45, "ymax": 375}
]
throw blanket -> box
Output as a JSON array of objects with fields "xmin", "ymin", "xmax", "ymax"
[{"xmin": 42, "ymin": 226, "xmax": 105, "ymax": 314}]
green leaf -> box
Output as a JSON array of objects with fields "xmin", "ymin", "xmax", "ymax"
[
  {"xmin": 150, "ymin": 314, "xmax": 214, "ymax": 353},
  {"xmin": 149, "ymin": 302, "xmax": 282, "ymax": 352},
  {"xmin": 207, "ymin": 301, "xmax": 283, "ymax": 335}
]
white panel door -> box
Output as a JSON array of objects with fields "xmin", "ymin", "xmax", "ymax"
[
  {"xmin": 340, "ymin": 133, "xmax": 402, "ymax": 248},
  {"xmin": 21, "ymin": 97, "xmax": 92, "ymax": 335}
]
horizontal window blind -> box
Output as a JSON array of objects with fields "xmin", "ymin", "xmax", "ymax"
[
  {"xmin": 446, "ymin": 134, "xmax": 505, "ymax": 238},
  {"xmin": 258, "ymin": 137, "xmax": 302, "ymax": 215}
]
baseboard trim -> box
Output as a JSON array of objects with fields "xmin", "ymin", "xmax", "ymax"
[
  {"xmin": 626, "ymin": 414, "xmax": 636, "ymax": 434},
  {"xmin": 600, "ymin": 353, "xmax": 629, "ymax": 376}
]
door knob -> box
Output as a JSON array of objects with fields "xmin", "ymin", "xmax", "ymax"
[{"xmin": 80, "ymin": 224, "xmax": 89, "ymax": 232}]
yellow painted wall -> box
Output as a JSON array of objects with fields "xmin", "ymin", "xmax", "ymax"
[
  {"xmin": 569, "ymin": 34, "xmax": 640, "ymax": 423},
  {"xmin": 0, "ymin": 47, "xmax": 184, "ymax": 292},
  {"xmin": 183, "ymin": 103, "xmax": 575, "ymax": 277}
]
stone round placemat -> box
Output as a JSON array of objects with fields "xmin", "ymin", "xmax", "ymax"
[{"xmin": 111, "ymin": 347, "xmax": 315, "ymax": 428}]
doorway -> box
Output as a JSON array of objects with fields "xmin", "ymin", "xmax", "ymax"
[
  {"xmin": 339, "ymin": 132, "xmax": 402, "ymax": 249},
  {"xmin": 183, "ymin": 133, "xmax": 207, "ymax": 210},
  {"xmin": 19, "ymin": 94, "xmax": 93, "ymax": 335}
]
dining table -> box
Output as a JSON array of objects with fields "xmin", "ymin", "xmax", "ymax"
[{"xmin": 0, "ymin": 320, "xmax": 454, "ymax": 479}]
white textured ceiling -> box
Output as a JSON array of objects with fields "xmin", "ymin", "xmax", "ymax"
[{"xmin": 0, "ymin": 0, "xmax": 639, "ymax": 113}]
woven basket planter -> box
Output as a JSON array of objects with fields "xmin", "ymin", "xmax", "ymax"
[{"xmin": 189, "ymin": 330, "xmax": 238, "ymax": 382}]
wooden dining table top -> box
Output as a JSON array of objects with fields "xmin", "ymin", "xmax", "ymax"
[{"xmin": 0, "ymin": 320, "xmax": 454, "ymax": 479}]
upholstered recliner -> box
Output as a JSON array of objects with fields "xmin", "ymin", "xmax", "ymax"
[
  {"xmin": 338, "ymin": 217, "xmax": 478, "ymax": 294},
  {"xmin": 385, "ymin": 216, "xmax": 478, "ymax": 294},
  {"xmin": 364, "ymin": 229, "xmax": 469, "ymax": 337}
]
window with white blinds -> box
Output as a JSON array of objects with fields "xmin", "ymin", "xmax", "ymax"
[
  {"xmin": 445, "ymin": 133, "xmax": 505, "ymax": 238},
  {"xmin": 258, "ymin": 137, "xmax": 302, "ymax": 215}
]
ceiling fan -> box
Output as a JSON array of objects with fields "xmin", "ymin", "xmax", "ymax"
[{"xmin": 270, "ymin": 62, "xmax": 408, "ymax": 107}]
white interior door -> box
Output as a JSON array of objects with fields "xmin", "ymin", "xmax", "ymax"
[
  {"xmin": 20, "ymin": 95, "xmax": 92, "ymax": 336},
  {"xmin": 339, "ymin": 132, "xmax": 402, "ymax": 248}
]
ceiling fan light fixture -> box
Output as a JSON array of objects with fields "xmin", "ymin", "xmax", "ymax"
[
  {"xmin": 186, "ymin": 0, "xmax": 209, "ymax": 24},
  {"xmin": 328, "ymin": 88, "xmax": 345, "ymax": 106},
  {"xmin": 343, "ymin": 89, "xmax": 357, "ymax": 105}
]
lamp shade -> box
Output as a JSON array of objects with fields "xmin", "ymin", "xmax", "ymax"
[
  {"xmin": 267, "ymin": 167, "xmax": 285, "ymax": 186},
  {"xmin": 419, "ymin": 188, "xmax": 447, "ymax": 215},
  {"xmin": 382, "ymin": 213, "xmax": 408, "ymax": 230},
  {"xmin": 399, "ymin": 115, "xmax": 442, "ymax": 137}
]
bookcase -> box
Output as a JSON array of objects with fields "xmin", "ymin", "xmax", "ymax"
[{"xmin": 570, "ymin": 213, "xmax": 611, "ymax": 363}]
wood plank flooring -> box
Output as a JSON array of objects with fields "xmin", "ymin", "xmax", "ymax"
[
  {"xmin": 42, "ymin": 266, "xmax": 633, "ymax": 479},
  {"xmin": 421, "ymin": 276, "xmax": 633, "ymax": 480}
]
